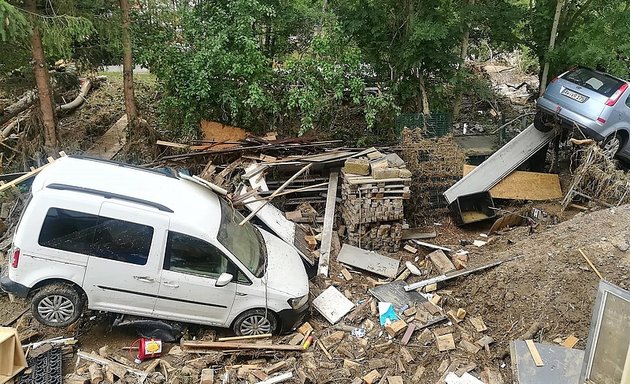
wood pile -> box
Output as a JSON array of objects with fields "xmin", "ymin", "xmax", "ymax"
[{"xmin": 340, "ymin": 151, "xmax": 411, "ymax": 253}]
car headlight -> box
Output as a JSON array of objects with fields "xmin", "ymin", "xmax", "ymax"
[{"xmin": 288, "ymin": 294, "xmax": 308, "ymax": 309}]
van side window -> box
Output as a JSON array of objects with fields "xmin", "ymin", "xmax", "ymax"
[
  {"xmin": 38, "ymin": 208, "xmax": 98, "ymax": 254},
  {"xmin": 165, "ymin": 232, "xmax": 231, "ymax": 279},
  {"xmin": 91, "ymin": 217, "xmax": 154, "ymax": 265},
  {"xmin": 38, "ymin": 208, "xmax": 154, "ymax": 265}
]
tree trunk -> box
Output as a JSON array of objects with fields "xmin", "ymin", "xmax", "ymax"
[
  {"xmin": 26, "ymin": 0, "xmax": 57, "ymax": 150},
  {"xmin": 418, "ymin": 69, "xmax": 430, "ymax": 116},
  {"xmin": 452, "ymin": 0, "xmax": 475, "ymax": 121},
  {"xmin": 0, "ymin": 89, "xmax": 37, "ymax": 125},
  {"xmin": 121, "ymin": 0, "xmax": 138, "ymax": 132},
  {"xmin": 540, "ymin": 0, "xmax": 564, "ymax": 96}
]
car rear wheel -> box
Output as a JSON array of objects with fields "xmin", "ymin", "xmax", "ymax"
[
  {"xmin": 534, "ymin": 111, "xmax": 553, "ymax": 132},
  {"xmin": 233, "ymin": 309, "xmax": 278, "ymax": 336},
  {"xmin": 31, "ymin": 283, "xmax": 84, "ymax": 328},
  {"xmin": 601, "ymin": 132, "xmax": 623, "ymax": 159}
]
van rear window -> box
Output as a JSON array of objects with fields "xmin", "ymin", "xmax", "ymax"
[
  {"xmin": 563, "ymin": 68, "xmax": 625, "ymax": 97},
  {"xmin": 38, "ymin": 208, "xmax": 154, "ymax": 265}
]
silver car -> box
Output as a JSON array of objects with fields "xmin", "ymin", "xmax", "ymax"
[{"xmin": 535, "ymin": 67, "xmax": 630, "ymax": 160}]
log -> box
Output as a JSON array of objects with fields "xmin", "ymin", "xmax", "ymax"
[
  {"xmin": 57, "ymin": 79, "xmax": 91, "ymax": 112},
  {"xmin": 0, "ymin": 89, "xmax": 37, "ymax": 125}
]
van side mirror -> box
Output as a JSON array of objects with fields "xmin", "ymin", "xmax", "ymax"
[{"xmin": 215, "ymin": 273, "xmax": 233, "ymax": 287}]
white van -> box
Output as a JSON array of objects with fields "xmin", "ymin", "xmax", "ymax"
[{"xmin": 0, "ymin": 156, "xmax": 309, "ymax": 335}]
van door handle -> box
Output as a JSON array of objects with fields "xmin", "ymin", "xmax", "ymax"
[
  {"xmin": 133, "ymin": 276, "xmax": 155, "ymax": 283},
  {"xmin": 163, "ymin": 282, "xmax": 179, "ymax": 288}
]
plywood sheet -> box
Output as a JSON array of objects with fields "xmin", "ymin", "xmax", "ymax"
[
  {"xmin": 312, "ymin": 286, "xmax": 355, "ymax": 324},
  {"xmin": 463, "ymin": 165, "xmax": 562, "ymax": 201},
  {"xmin": 200, "ymin": 120, "xmax": 248, "ymax": 149},
  {"xmin": 85, "ymin": 114, "xmax": 127, "ymax": 159},
  {"xmin": 337, "ymin": 244, "xmax": 400, "ymax": 278},
  {"xmin": 510, "ymin": 340, "xmax": 583, "ymax": 384}
]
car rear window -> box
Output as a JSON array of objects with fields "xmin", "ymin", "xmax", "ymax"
[{"xmin": 563, "ymin": 68, "xmax": 625, "ymax": 97}]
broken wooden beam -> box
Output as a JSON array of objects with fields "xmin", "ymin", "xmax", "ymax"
[{"xmin": 317, "ymin": 171, "xmax": 339, "ymax": 277}]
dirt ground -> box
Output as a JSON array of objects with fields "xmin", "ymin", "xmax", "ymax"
[{"xmin": 0, "ymin": 198, "xmax": 620, "ymax": 383}]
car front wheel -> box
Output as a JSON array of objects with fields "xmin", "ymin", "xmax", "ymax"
[
  {"xmin": 31, "ymin": 283, "xmax": 84, "ymax": 328},
  {"xmin": 233, "ymin": 309, "xmax": 278, "ymax": 336}
]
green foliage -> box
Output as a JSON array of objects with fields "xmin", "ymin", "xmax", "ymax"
[
  {"xmin": 0, "ymin": 1, "xmax": 28, "ymax": 42},
  {"xmin": 135, "ymin": 0, "xmax": 397, "ymax": 139}
]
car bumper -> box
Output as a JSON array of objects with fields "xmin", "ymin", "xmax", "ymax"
[
  {"xmin": 277, "ymin": 303, "xmax": 309, "ymax": 334},
  {"xmin": 0, "ymin": 275, "xmax": 30, "ymax": 297},
  {"xmin": 537, "ymin": 100, "xmax": 606, "ymax": 141}
]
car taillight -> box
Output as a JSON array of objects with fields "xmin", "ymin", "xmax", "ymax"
[
  {"xmin": 597, "ymin": 117, "xmax": 606, "ymax": 124},
  {"xmin": 606, "ymin": 83, "xmax": 629, "ymax": 106},
  {"xmin": 10, "ymin": 248, "xmax": 20, "ymax": 268}
]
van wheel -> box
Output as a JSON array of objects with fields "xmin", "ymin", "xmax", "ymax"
[
  {"xmin": 233, "ymin": 309, "xmax": 277, "ymax": 336},
  {"xmin": 534, "ymin": 111, "xmax": 553, "ymax": 132},
  {"xmin": 602, "ymin": 132, "xmax": 624, "ymax": 159},
  {"xmin": 31, "ymin": 283, "xmax": 84, "ymax": 328}
]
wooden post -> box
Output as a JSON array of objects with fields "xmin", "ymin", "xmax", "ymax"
[{"xmin": 540, "ymin": 0, "xmax": 564, "ymax": 96}]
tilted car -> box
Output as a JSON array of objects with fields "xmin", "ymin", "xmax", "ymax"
[
  {"xmin": 0, "ymin": 156, "xmax": 309, "ymax": 335},
  {"xmin": 535, "ymin": 67, "xmax": 630, "ymax": 160}
]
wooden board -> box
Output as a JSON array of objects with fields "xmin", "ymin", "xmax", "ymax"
[
  {"xmin": 525, "ymin": 339, "xmax": 544, "ymax": 367},
  {"xmin": 317, "ymin": 171, "xmax": 339, "ymax": 277},
  {"xmin": 0, "ymin": 328, "xmax": 28, "ymax": 384},
  {"xmin": 428, "ymin": 250, "xmax": 456, "ymax": 274},
  {"xmin": 337, "ymin": 244, "xmax": 400, "ymax": 278},
  {"xmin": 85, "ymin": 114, "xmax": 127, "ymax": 159},
  {"xmin": 463, "ymin": 165, "xmax": 562, "ymax": 201}
]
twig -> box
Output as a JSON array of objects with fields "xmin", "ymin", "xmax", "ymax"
[{"xmin": 578, "ymin": 248, "xmax": 604, "ymax": 280}]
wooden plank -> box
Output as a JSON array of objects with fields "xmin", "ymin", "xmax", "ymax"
[
  {"xmin": 85, "ymin": 114, "xmax": 128, "ymax": 159},
  {"xmin": 400, "ymin": 323, "xmax": 416, "ymax": 345},
  {"xmin": 562, "ymin": 335, "xmax": 578, "ymax": 349},
  {"xmin": 317, "ymin": 171, "xmax": 339, "ymax": 277},
  {"xmin": 436, "ymin": 334, "xmax": 456, "ymax": 352},
  {"xmin": 428, "ymin": 250, "xmax": 456, "ymax": 274},
  {"xmin": 181, "ymin": 340, "xmax": 304, "ymax": 351},
  {"xmin": 525, "ymin": 339, "xmax": 544, "ymax": 367},
  {"xmin": 217, "ymin": 334, "xmax": 272, "ymax": 342},
  {"xmin": 0, "ymin": 163, "xmax": 51, "ymax": 193},
  {"xmin": 463, "ymin": 165, "xmax": 562, "ymax": 201}
]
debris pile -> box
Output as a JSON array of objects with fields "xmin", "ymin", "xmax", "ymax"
[
  {"xmin": 563, "ymin": 144, "xmax": 630, "ymax": 208},
  {"xmin": 341, "ymin": 151, "xmax": 411, "ymax": 252}
]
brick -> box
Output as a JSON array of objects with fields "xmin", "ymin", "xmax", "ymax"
[{"xmin": 373, "ymin": 167, "xmax": 400, "ymax": 179}]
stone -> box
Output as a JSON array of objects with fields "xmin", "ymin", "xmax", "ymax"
[{"xmin": 344, "ymin": 158, "xmax": 370, "ymax": 175}]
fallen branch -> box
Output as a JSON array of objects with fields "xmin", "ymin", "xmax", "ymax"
[
  {"xmin": 0, "ymin": 89, "xmax": 37, "ymax": 125},
  {"xmin": 57, "ymin": 79, "xmax": 92, "ymax": 112}
]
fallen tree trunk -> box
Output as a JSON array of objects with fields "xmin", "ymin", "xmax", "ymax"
[
  {"xmin": 0, "ymin": 90, "xmax": 37, "ymax": 125},
  {"xmin": 56, "ymin": 79, "xmax": 92, "ymax": 112},
  {"xmin": 1, "ymin": 111, "xmax": 30, "ymax": 139}
]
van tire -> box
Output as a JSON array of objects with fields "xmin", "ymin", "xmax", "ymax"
[
  {"xmin": 233, "ymin": 309, "xmax": 278, "ymax": 336},
  {"xmin": 534, "ymin": 111, "xmax": 553, "ymax": 132},
  {"xmin": 31, "ymin": 283, "xmax": 84, "ymax": 328}
]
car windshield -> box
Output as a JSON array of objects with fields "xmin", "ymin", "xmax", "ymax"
[
  {"xmin": 217, "ymin": 199, "xmax": 265, "ymax": 277},
  {"xmin": 563, "ymin": 68, "xmax": 624, "ymax": 97}
]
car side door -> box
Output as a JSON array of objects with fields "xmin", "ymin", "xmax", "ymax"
[
  {"xmin": 82, "ymin": 202, "xmax": 168, "ymax": 316},
  {"xmin": 152, "ymin": 231, "xmax": 238, "ymax": 326}
]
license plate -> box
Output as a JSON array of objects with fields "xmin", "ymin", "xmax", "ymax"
[{"xmin": 561, "ymin": 88, "xmax": 588, "ymax": 103}]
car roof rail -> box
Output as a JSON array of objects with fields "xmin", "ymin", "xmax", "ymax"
[
  {"xmin": 46, "ymin": 183, "xmax": 174, "ymax": 213},
  {"xmin": 68, "ymin": 155, "xmax": 179, "ymax": 179}
]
